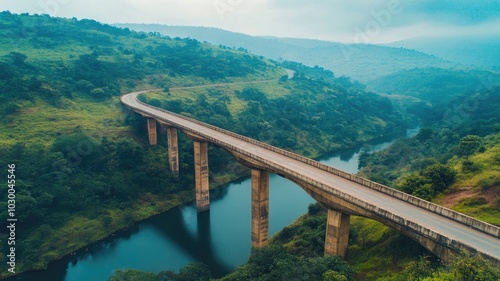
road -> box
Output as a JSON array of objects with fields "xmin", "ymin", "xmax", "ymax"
[{"xmin": 121, "ymin": 90, "xmax": 500, "ymax": 262}]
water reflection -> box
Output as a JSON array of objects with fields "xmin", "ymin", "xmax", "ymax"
[{"xmin": 145, "ymin": 208, "xmax": 232, "ymax": 276}]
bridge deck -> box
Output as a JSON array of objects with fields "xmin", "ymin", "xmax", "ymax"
[{"xmin": 121, "ymin": 91, "xmax": 500, "ymax": 261}]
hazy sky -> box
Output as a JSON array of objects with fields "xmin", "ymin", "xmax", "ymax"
[{"xmin": 1, "ymin": 0, "xmax": 499, "ymax": 43}]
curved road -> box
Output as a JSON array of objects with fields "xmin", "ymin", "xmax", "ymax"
[{"xmin": 121, "ymin": 90, "xmax": 500, "ymax": 263}]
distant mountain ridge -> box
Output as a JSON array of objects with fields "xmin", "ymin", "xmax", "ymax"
[
  {"xmin": 387, "ymin": 35, "xmax": 500, "ymax": 70},
  {"xmin": 115, "ymin": 24, "xmax": 461, "ymax": 83}
]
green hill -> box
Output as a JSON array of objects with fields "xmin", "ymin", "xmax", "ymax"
[
  {"xmin": 0, "ymin": 12, "xmax": 406, "ymax": 278},
  {"xmin": 366, "ymin": 67, "xmax": 500, "ymax": 104},
  {"xmin": 115, "ymin": 24, "xmax": 461, "ymax": 83}
]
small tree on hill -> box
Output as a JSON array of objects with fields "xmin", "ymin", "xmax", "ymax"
[{"xmin": 457, "ymin": 135, "xmax": 482, "ymax": 159}]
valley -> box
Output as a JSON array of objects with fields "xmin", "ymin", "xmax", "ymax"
[{"xmin": 0, "ymin": 6, "xmax": 499, "ymax": 281}]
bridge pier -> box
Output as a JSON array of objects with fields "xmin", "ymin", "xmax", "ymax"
[
  {"xmin": 251, "ymin": 169, "xmax": 269, "ymax": 248},
  {"xmin": 166, "ymin": 127, "xmax": 179, "ymax": 176},
  {"xmin": 324, "ymin": 209, "xmax": 350, "ymax": 257},
  {"xmin": 194, "ymin": 141, "xmax": 210, "ymax": 212},
  {"xmin": 147, "ymin": 118, "xmax": 157, "ymax": 145}
]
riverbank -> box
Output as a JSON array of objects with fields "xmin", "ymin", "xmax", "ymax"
[{"xmin": 4, "ymin": 170, "xmax": 247, "ymax": 279}]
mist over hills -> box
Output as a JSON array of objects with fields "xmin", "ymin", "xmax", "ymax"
[
  {"xmin": 115, "ymin": 24, "xmax": 461, "ymax": 84},
  {"xmin": 387, "ymin": 35, "xmax": 500, "ymax": 70}
]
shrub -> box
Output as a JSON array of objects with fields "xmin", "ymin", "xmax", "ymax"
[
  {"xmin": 462, "ymin": 160, "xmax": 482, "ymax": 173},
  {"xmin": 459, "ymin": 197, "xmax": 488, "ymax": 207},
  {"xmin": 308, "ymin": 202, "xmax": 325, "ymax": 215},
  {"xmin": 478, "ymin": 175, "xmax": 500, "ymax": 189}
]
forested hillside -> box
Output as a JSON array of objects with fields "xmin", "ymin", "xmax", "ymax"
[
  {"xmin": 359, "ymin": 85, "xmax": 500, "ymax": 223},
  {"xmin": 317, "ymin": 83, "xmax": 500, "ymax": 280},
  {"xmin": 367, "ymin": 67, "xmax": 500, "ymax": 104},
  {"xmin": 0, "ymin": 12, "xmax": 406, "ymax": 278}
]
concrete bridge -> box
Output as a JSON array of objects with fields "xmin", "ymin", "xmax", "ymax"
[{"xmin": 121, "ymin": 90, "xmax": 500, "ymax": 265}]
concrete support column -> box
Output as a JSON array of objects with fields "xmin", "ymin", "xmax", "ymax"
[
  {"xmin": 251, "ymin": 169, "xmax": 269, "ymax": 248},
  {"xmin": 194, "ymin": 141, "xmax": 209, "ymax": 212},
  {"xmin": 324, "ymin": 209, "xmax": 350, "ymax": 257},
  {"xmin": 147, "ymin": 118, "xmax": 157, "ymax": 145},
  {"xmin": 166, "ymin": 127, "xmax": 179, "ymax": 176}
]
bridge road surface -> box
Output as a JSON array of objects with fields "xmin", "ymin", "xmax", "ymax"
[{"xmin": 121, "ymin": 91, "xmax": 500, "ymax": 261}]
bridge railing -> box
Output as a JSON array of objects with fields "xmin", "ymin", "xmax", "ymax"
[{"xmin": 128, "ymin": 94, "xmax": 500, "ymax": 239}]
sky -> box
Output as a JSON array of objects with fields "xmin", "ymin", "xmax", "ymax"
[{"xmin": 1, "ymin": 0, "xmax": 499, "ymax": 43}]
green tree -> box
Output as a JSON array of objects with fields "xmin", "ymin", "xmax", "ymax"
[
  {"xmin": 176, "ymin": 263, "xmax": 211, "ymax": 281},
  {"xmin": 9, "ymin": 51, "xmax": 27, "ymax": 66},
  {"xmin": 457, "ymin": 135, "xmax": 482, "ymax": 159},
  {"xmin": 450, "ymin": 253, "xmax": 500, "ymax": 281},
  {"xmin": 422, "ymin": 164, "xmax": 456, "ymax": 193},
  {"xmin": 109, "ymin": 269, "xmax": 160, "ymax": 281},
  {"xmin": 462, "ymin": 159, "xmax": 482, "ymax": 173},
  {"xmin": 399, "ymin": 256, "xmax": 433, "ymax": 281},
  {"xmin": 412, "ymin": 183, "xmax": 434, "ymax": 201},
  {"xmin": 308, "ymin": 202, "xmax": 324, "ymax": 215},
  {"xmin": 398, "ymin": 174, "xmax": 428, "ymax": 195}
]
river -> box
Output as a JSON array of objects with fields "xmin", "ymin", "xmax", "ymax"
[{"xmin": 8, "ymin": 128, "xmax": 418, "ymax": 281}]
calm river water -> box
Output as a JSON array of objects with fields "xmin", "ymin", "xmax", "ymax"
[{"xmin": 9, "ymin": 129, "xmax": 418, "ymax": 281}]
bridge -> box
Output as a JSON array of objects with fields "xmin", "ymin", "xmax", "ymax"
[{"xmin": 121, "ymin": 90, "xmax": 500, "ymax": 265}]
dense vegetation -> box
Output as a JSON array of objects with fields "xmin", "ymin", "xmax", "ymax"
[
  {"xmin": 367, "ymin": 67, "xmax": 500, "ymax": 104},
  {"xmin": 0, "ymin": 12, "xmax": 407, "ymax": 278},
  {"xmin": 346, "ymin": 86, "xmax": 500, "ymax": 278},
  {"xmin": 359, "ymin": 86, "xmax": 499, "ymax": 212}
]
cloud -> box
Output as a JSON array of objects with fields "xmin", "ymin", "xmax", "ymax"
[{"xmin": 0, "ymin": 0, "xmax": 498, "ymax": 43}]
